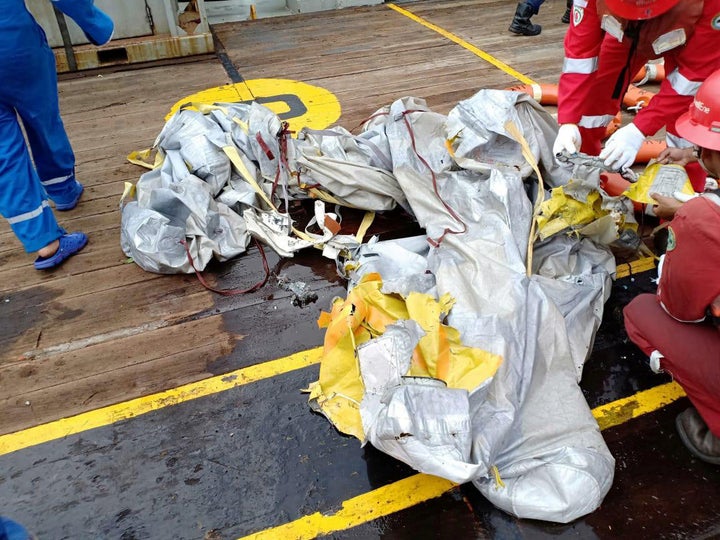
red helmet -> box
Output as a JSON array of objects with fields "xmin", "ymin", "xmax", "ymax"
[
  {"xmin": 675, "ymin": 70, "xmax": 720, "ymax": 151},
  {"xmin": 604, "ymin": 0, "xmax": 680, "ymax": 20}
]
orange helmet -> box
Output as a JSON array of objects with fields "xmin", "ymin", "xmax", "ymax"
[
  {"xmin": 675, "ymin": 71, "xmax": 720, "ymax": 151},
  {"xmin": 604, "ymin": 0, "xmax": 680, "ymax": 20}
]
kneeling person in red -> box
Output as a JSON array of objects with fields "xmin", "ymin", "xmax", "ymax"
[{"xmin": 624, "ymin": 72, "xmax": 720, "ymax": 464}]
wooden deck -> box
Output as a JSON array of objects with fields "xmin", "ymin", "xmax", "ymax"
[{"xmin": 3, "ymin": 1, "xmax": 719, "ymax": 538}]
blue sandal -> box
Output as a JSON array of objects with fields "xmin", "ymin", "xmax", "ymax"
[
  {"xmin": 34, "ymin": 232, "xmax": 88, "ymax": 270},
  {"xmin": 54, "ymin": 181, "xmax": 85, "ymax": 211}
]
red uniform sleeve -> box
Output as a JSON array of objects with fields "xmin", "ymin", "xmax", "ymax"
[
  {"xmin": 557, "ymin": 0, "xmax": 604, "ymax": 125},
  {"xmin": 657, "ymin": 198, "xmax": 720, "ymax": 322},
  {"xmin": 634, "ymin": 0, "xmax": 720, "ymax": 137}
]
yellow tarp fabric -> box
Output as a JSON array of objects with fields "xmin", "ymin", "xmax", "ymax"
[{"xmin": 307, "ymin": 273, "xmax": 503, "ymax": 441}]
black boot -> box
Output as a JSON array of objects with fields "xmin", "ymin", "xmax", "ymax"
[
  {"xmin": 676, "ymin": 408, "xmax": 720, "ymax": 465},
  {"xmin": 509, "ymin": 3, "xmax": 541, "ymax": 36},
  {"xmin": 562, "ymin": 0, "xmax": 572, "ymax": 23}
]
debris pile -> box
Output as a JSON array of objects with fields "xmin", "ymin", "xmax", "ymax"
[{"xmin": 124, "ymin": 89, "xmax": 647, "ymax": 522}]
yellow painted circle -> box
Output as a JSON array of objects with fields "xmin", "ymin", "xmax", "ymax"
[{"xmin": 167, "ymin": 78, "xmax": 341, "ymax": 133}]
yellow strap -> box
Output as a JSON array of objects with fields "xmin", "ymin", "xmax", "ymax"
[
  {"xmin": 180, "ymin": 101, "xmax": 250, "ymax": 132},
  {"xmin": 182, "ymin": 102, "xmax": 228, "ymax": 115},
  {"xmin": 223, "ymin": 144, "xmax": 323, "ymax": 244},
  {"xmin": 222, "ymin": 144, "xmax": 276, "ymax": 209},
  {"xmin": 638, "ymin": 241, "xmax": 659, "ymax": 261},
  {"xmin": 445, "ymin": 137, "xmax": 457, "ymax": 158},
  {"xmin": 504, "ymin": 120, "xmax": 544, "ymax": 277},
  {"xmin": 305, "ymin": 186, "xmax": 354, "ymax": 207},
  {"xmin": 293, "ymin": 227, "xmax": 319, "ymax": 244},
  {"xmin": 491, "ymin": 465, "xmax": 506, "ymax": 489},
  {"xmin": 355, "ymin": 211, "xmax": 375, "ymax": 243}
]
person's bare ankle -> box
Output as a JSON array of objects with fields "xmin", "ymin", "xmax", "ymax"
[{"xmin": 37, "ymin": 239, "xmax": 59, "ymax": 258}]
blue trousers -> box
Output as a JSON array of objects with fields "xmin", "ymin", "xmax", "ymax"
[
  {"xmin": 525, "ymin": 0, "xmax": 545, "ymax": 10},
  {"xmin": 0, "ymin": 8, "xmax": 77, "ymax": 252}
]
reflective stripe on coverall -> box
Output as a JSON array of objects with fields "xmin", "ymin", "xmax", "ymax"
[{"xmin": 558, "ymin": 0, "xmax": 720, "ymax": 158}]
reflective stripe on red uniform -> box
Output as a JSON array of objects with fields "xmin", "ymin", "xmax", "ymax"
[{"xmin": 558, "ymin": 0, "xmax": 720, "ymax": 155}]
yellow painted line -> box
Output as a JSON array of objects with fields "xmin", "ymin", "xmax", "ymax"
[
  {"xmin": 0, "ymin": 347, "xmax": 323, "ymax": 457},
  {"xmin": 616, "ymin": 256, "xmax": 656, "ymax": 279},
  {"xmin": 241, "ymin": 473, "xmax": 456, "ymax": 540},
  {"xmin": 238, "ymin": 381, "xmax": 686, "ymax": 539},
  {"xmin": 593, "ymin": 381, "xmax": 685, "ymax": 431},
  {"xmin": 387, "ymin": 3, "xmax": 536, "ymax": 86}
]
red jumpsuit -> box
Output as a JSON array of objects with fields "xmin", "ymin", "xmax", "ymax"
[
  {"xmin": 558, "ymin": 0, "xmax": 720, "ymax": 190},
  {"xmin": 624, "ymin": 197, "xmax": 720, "ymax": 436}
]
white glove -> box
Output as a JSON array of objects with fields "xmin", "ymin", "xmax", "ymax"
[
  {"xmin": 553, "ymin": 124, "xmax": 582, "ymax": 157},
  {"xmin": 599, "ymin": 123, "xmax": 645, "ymax": 170}
]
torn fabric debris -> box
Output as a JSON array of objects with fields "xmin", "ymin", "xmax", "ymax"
[{"xmin": 122, "ymin": 88, "xmax": 638, "ymax": 522}]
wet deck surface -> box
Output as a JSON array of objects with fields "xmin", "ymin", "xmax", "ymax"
[{"xmin": 1, "ymin": 1, "xmax": 718, "ymax": 538}]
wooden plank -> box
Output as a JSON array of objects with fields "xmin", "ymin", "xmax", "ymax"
[
  {"xmin": 0, "ymin": 237, "xmax": 162, "ymax": 293},
  {"xmin": 0, "ymin": 316, "xmax": 231, "ymax": 402},
  {"xmin": 1, "ymin": 276, "xmax": 212, "ymax": 360},
  {"xmin": 0, "ymin": 339, "xmax": 230, "ymax": 435}
]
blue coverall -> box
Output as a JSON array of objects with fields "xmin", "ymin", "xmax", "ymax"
[{"xmin": 0, "ymin": 1, "xmax": 112, "ymax": 253}]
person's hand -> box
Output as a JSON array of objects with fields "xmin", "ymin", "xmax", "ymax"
[
  {"xmin": 655, "ymin": 146, "xmax": 696, "ymax": 166},
  {"xmin": 553, "ymin": 124, "xmax": 582, "ymax": 157},
  {"xmin": 650, "ymin": 192, "xmax": 684, "ymax": 220},
  {"xmin": 599, "ymin": 123, "xmax": 645, "ymax": 170}
]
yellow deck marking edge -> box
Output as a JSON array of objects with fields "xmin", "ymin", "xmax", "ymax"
[
  {"xmin": 593, "ymin": 380, "xmax": 685, "ymax": 431},
  {"xmin": 240, "ymin": 381, "xmax": 685, "ymax": 540},
  {"xmin": 0, "ymin": 347, "xmax": 323, "ymax": 457},
  {"xmin": 616, "ymin": 256, "xmax": 656, "ymax": 279},
  {"xmin": 242, "ymin": 473, "xmax": 456, "ymax": 540},
  {"xmin": 387, "ymin": 3, "xmax": 536, "ymax": 86}
]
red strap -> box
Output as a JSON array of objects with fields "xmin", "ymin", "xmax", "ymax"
[
  {"xmin": 181, "ymin": 238, "xmax": 270, "ymax": 295},
  {"xmin": 400, "ymin": 111, "xmax": 467, "ymax": 247},
  {"xmin": 255, "ymin": 133, "xmax": 275, "ymax": 160}
]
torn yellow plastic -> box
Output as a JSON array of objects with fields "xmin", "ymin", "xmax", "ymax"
[
  {"xmin": 536, "ymin": 183, "xmax": 638, "ymax": 241},
  {"xmin": 309, "ymin": 273, "xmax": 502, "ymax": 441},
  {"xmin": 127, "ymin": 147, "xmax": 164, "ymax": 170},
  {"xmin": 624, "ymin": 163, "xmax": 695, "ymax": 205},
  {"xmin": 537, "ymin": 186, "xmax": 601, "ymax": 239},
  {"xmin": 120, "ymin": 181, "xmax": 136, "ymax": 206}
]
